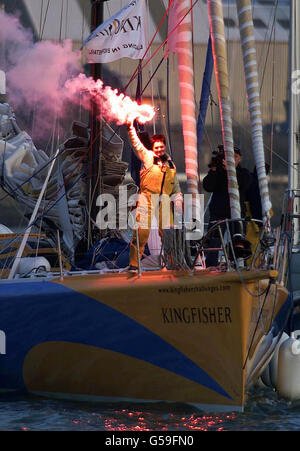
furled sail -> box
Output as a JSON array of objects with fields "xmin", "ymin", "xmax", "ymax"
[
  {"xmin": 236, "ymin": 0, "xmax": 272, "ymax": 221},
  {"xmin": 0, "ymin": 100, "xmax": 87, "ymax": 258},
  {"xmin": 207, "ymin": 0, "xmax": 241, "ymax": 220},
  {"xmin": 167, "ymin": 1, "xmax": 199, "ymax": 195},
  {"xmin": 0, "ymin": 97, "xmax": 124, "ymax": 259},
  {"xmin": 167, "ymin": 0, "xmax": 203, "ymax": 237}
]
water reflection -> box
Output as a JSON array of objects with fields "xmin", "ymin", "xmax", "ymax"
[{"xmin": 1, "ymin": 386, "xmax": 300, "ymax": 431}]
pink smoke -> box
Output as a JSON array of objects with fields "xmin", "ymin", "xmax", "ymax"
[
  {"xmin": 1, "ymin": 10, "xmax": 154, "ymax": 142},
  {"xmin": 65, "ymin": 74, "xmax": 155, "ymax": 125},
  {"xmin": 0, "ymin": 10, "xmax": 82, "ymax": 139},
  {"xmin": 0, "ymin": 9, "xmax": 32, "ymax": 54},
  {"xmin": 7, "ymin": 39, "xmax": 81, "ymax": 112}
]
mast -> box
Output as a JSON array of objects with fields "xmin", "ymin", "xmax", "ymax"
[
  {"xmin": 88, "ymin": 0, "xmax": 108, "ymax": 246},
  {"xmin": 235, "ymin": 0, "xmax": 272, "ymax": 222},
  {"xmin": 207, "ymin": 0, "xmax": 241, "ymax": 221},
  {"xmin": 288, "ymin": 0, "xmax": 300, "ymax": 191},
  {"xmin": 288, "ymin": 0, "xmax": 300, "ymax": 246}
]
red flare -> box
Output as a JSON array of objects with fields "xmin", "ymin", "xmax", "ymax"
[{"xmin": 64, "ymin": 74, "xmax": 155, "ymax": 125}]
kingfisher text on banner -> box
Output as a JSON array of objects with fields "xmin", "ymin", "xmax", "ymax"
[{"xmin": 82, "ymin": 0, "xmax": 148, "ymax": 63}]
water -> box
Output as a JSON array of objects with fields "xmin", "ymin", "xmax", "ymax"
[{"xmin": 0, "ymin": 385, "xmax": 300, "ymax": 431}]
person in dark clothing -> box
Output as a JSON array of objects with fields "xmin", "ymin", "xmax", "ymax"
[{"xmin": 203, "ymin": 146, "xmax": 252, "ymax": 267}]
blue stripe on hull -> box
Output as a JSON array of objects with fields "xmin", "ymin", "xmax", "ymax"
[{"xmin": 0, "ymin": 280, "xmax": 232, "ymax": 399}]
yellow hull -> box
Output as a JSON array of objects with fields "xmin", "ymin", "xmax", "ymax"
[{"xmin": 0, "ymin": 268, "xmax": 287, "ymax": 411}]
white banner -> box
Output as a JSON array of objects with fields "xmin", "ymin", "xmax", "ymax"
[{"xmin": 82, "ymin": 0, "xmax": 148, "ymax": 63}]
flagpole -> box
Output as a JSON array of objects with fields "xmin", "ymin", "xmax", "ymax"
[{"xmin": 88, "ymin": 0, "xmax": 108, "ymax": 248}]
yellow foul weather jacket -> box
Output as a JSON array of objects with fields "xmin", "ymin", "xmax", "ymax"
[{"xmin": 127, "ymin": 123, "xmax": 182, "ymax": 199}]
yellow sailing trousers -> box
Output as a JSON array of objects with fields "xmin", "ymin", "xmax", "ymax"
[{"xmin": 129, "ymin": 192, "xmax": 174, "ymax": 267}]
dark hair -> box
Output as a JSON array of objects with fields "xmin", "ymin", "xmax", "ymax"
[
  {"xmin": 233, "ymin": 146, "xmax": 241, "ymax": 156},
  {"xmin": 150, "ymin": 134, "xmax": 166, "ymax": 146},
  {"xmin": 217, "ymin": 144, "xmax": 242, "ymax": 156}
]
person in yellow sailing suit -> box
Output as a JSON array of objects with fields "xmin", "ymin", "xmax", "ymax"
[{"xmin": 126, "ymin": 115, "xmax": 183, "ymax": 271}]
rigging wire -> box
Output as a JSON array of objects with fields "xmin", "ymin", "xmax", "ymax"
[
  {"xmin": 269, "ymin": 3, "xmax": 278, "ymax": 185},
  {"xmin": 259, "ymin": 0, "xmax": 279, "ymax": 97},
  {"xmin": 81, "ymin": 1, "xmax": 85, "ymax": 47},
  {"xmin": 39, "ymin": 0, "xmax": 44, "ymax": 39},
  {"xmin": 231, "ymin": 115, "xmax": 290, "ymax": 169},
  {"xmin": 242, "ymin": 280, "xmax": 272, "ymax": 370},
  {"xmin": 123, "ymin": 0, "xmax": 175, "ymax": 92},
  {"xmin": 40, "ymin": 0, "xmax": 51, "ymax": 41},
  {"xmin": 33, "ymin": 112, "xmax": 60, "ymax": 261},
  {"xmin": 140, "ymin": 56, "xmax": 165, "ymax": 96},
  {"xmin": 59, "ymin": 0, "xmax": 64, "ymax": 43},
  {"xmin": 156, "ymin": 78, "xmax": 171, "ymax": 154},
  {"xmin": 65, "ymin": 0, "xmax": 69, "ymax": 40},
  {"xmin": 0, "ymin": 128, "xmax": 64, "ymax": 204},
  {"xmin": 146, "ymin": 0, "xmax": 156, "ymax": 135},
  {"xmin": 190, "ymin": 0, "xmax": 196, "ymax": 97},
  {"xmin": 124, "ymin": 0, "xmax": 200, "ymax": 93},
  {"xmin": 166, "ymin": 57, "xmax": 173, "ymax": 158}
]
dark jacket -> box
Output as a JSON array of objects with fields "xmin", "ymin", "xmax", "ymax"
[
  {"xmin": 245, "ymin": 171, "xmax": 263, "ymax": 221},
  {"xmin": 203, "ymin": 165, "xmax": 252, "ymax": 221}
]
